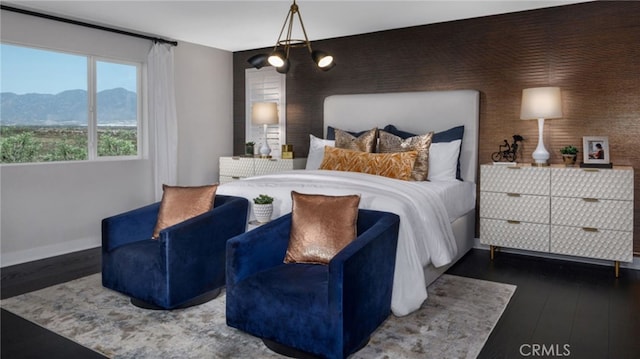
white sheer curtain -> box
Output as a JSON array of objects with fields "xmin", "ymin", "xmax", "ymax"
[{"xmin": 147, "ymin": 43, "xmax": 178, "ymax": 201}]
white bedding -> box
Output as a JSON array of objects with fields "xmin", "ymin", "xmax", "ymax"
[
  {"xmin": 217, "ymin": 170, "xmax": 472, "ymax": 316},
  {"xmin": 428, "ymin": 179, "xmax": 477, "ymax": 222}
]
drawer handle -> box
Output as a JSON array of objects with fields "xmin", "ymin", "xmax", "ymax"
[
  {"xmin": 583, "ymin": 169, "xmax": 599, "ymax": 172},
  {"xmin": 582, "ymin": 227, "xmax": 599, "ymax": 232},
  {"xmin": 507, "ymin": 193, "xmax": 521, "ymax": 197},
  {"xmin": 232, "ymin": 176, "xmax": 240, "ymax": 179},
  {"xmin": 269, "ymin": 159, "xmax": 277, "ymax": 162},
  {"xmin": 232, "ymin": 157, "xmax": 241, "ymax": 160},
  {"xmin": 507, "ymin": 167, "xmax": 521, "ymax": 170},
  {"xmin": 507, "ymin": 220, "xmax": 521, "ymax": 224},
  {"xmin": 583, "ymin": 198, "xmax": 599, "ymax": 203}
]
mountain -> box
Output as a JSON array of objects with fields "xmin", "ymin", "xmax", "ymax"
[{"xmin": 0, "ymin": 88, "xmax": 137, "ymax": 126}]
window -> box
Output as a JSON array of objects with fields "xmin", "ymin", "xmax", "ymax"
[
  {"xmin": 245, "ymin": 67, "xmax": 286, "ymax": 158},
  {"xmin": 0, "ymin": 43, "xmax": 141, "ymax": 163}
]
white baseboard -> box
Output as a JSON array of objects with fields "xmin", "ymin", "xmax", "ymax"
[
  {"xmin": 1, "ymin": 237, "xmax": 100, "ymax": 268},
  {"xmin": 473, "ymin": 238, "xmax": 640, "ymax": 271}
]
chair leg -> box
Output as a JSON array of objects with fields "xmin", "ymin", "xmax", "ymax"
[
  {"xmin": 262, "ymin": 339, "xmax": 322, "ymax": 359},
  {"xmin": 262, "ymin": 336, "xmax": 370, "ymax": 359},
  {"xmin": 130, "ymin": 287, "xmax": 222, "ymax": 310}
]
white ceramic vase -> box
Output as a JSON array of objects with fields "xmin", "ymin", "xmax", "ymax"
[{"xmin": 253, "ymin": 203, "xmax": 273, "ymax": 223}]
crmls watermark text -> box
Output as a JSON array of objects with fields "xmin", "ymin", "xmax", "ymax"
[{"xmin": 520, "ymin": 344, "xmax": 571, "ymax": 357}]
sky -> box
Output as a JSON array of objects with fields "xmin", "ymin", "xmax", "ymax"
[{"xmin": 0, "ymin": 43, "xmax": 138, "ymax": 95}]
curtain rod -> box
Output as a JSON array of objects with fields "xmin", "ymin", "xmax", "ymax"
[{"xmin": 1, "ymin": 4, "xmax": 178, "ymax": 47}]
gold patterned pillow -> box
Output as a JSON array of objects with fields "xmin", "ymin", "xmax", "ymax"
[
  {"xmin": 152, "ymin": 184, "xmax": 218, "ymax": 238},
  {"xmin": 284, "ymin": 191, "xmax": 360, "ymax": 265},
  {"xmin": 334, "ymin": 127, "xmax": 377, "ymax": 152},
  {"xmin": 319, "ymin": 146, "xmax": 417, "ymax": 181},
  {"xmin": 378, "ymin": 130, "xmax": 434, "ymax": 181}
]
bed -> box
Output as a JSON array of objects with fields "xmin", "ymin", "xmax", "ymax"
[{"xmin": 218, "ymin": 89, "xmax": 479, "ymax": 316}]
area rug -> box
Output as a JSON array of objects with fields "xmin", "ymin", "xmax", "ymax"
[{"xmin": 1, "ymin": 274, "xmax": 515, "ymax": 358}]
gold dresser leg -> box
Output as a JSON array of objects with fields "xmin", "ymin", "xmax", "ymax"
[
  {"xmin": 615, "ymin": 261, "xmax": 620, "ymax": 278},
  {"xmin": 490, "ymin": 245, "xmax": 495, "ymax": 261}
]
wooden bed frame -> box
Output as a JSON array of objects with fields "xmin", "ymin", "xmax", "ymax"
[{"xmin": 323, "ymin": 90, "xmax": 480, "ymax": 286}]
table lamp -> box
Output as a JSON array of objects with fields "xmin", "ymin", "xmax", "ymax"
[
  {"xmin": 520, "ymin": 87, "xmax": 563, "ymax": 166},
  {"xmin": 251, "ymin": 102, "xmax": 279, "ymax": 158}
]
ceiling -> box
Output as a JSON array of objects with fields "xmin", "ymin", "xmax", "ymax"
[{"xmin": 3, "ymin": 1, "xmax": 590, "ymax": 52}]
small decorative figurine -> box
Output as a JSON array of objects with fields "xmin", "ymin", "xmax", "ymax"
[{"xmin": 491, "ymin": 135, "xmax": 523, "ymax": 162}]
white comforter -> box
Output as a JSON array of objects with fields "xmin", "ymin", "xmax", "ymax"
[{"xmin": 217, "ymin": 170, "xmax": 457, "ymax": 316}]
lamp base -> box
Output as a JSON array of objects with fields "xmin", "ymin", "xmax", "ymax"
[
  {"xmin": 530, "ymin": 118, "xmax": 550, "ymax": 167},
  {"xmin": 259, "ymin": 124, "xmax": 272, "ymax": 158}
]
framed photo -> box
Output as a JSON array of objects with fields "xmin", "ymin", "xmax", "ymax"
[{"xmin": 583, "ymin": 136, "xmax": 610, "ymax": 164}]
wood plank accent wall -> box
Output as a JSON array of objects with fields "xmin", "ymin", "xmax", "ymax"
[{"xmin": 233, "ymin": 2, "xmax": 640, "ymax": 253}]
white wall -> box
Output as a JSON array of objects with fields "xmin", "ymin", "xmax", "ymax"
[
  {"xmin": 174, "ymin": 42, "xmax": 233, "ymax": 185},
  {"xmin": 0, "ymin": 10, "xmax": 234, "ymax": 266},
  {"xmin": 0, "ymin": 160, "xmax": 154, "ymax": 266}
]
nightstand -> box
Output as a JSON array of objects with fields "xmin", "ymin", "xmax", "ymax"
[
  {"xmin": 479, "ymin": 163, "xmax": 634, "ymax": 277},
  {"xmin": 219, "ymin": 156, "xmax": 306, "ymax": 184}
]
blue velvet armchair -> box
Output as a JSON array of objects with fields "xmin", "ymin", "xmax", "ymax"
[
  {"xmin": 226, "ymin": 209, "xmax": 400, "ymax": 359},
  {"xmin": 102, "ymin": 195, "xmax": 248, "ymax": 309}
]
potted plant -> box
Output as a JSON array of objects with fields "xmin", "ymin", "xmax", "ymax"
[
  {"xmin": 253, "ymin": 194, "xmax": 274, "ymax": 223},
  {"xmin": 245, "ymin": 142, "xmax": 255, "ymax": 156},
  {"xmin": 560, "ymin": 145, "xmax": 579, "ymax": 166}
]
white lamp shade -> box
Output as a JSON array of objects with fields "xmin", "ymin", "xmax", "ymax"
[
  {"xmin": 251, "ymin": 102, "xmax": 279, "ymax": 125},
  {"xmin": 520, "ymin": 87, "xmax": 563, "ymax": 120}
]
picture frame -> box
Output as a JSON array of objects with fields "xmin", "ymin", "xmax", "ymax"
[{"xmin": 582, "ymin": 136, "xmax": 610, "ymax": 164}]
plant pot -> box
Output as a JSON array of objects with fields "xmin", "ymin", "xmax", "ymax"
[
  {"xmin": 253, "ymin": 203, "xmax": 273, "ymax": 223},
  {"xmin": 562, "ymin": 154, "xmax": 577, "ymax": 166}
]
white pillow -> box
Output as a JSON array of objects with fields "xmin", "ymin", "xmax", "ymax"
[
  {"xmin": 428, "ymin": 139, "xmax": 461, "ymax": 181},
  {"xmin": 306, "ymin": 134, "xmax": 335, "ymax": 170}
]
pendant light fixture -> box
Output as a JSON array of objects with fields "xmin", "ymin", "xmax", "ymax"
[{"xmin": 247, "ymin": 0, "xmax": 335, "ymax": 74}]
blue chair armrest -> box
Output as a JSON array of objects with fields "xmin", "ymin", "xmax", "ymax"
[
  {"xmin": 160, "ymin": 195, "xmax": 249, "ymax": 258},
  {"xmin": 102, "ymin": 202, "xmax": 160, "ymax": 252},
  {"xmin": 329, "ymin": 210, "xmax": 400, "ymax": 341},
  {"xmin": 158, "ymin": 196, "xmax": 249, "ymax": 295},
  {"xmin": 226, "ymin": 213, "xmax": 292, "ymax": 287}
]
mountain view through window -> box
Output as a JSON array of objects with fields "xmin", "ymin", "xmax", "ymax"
[{"xmin": 0, "ymin": 43, "xmax": 140, "ymax": 163}]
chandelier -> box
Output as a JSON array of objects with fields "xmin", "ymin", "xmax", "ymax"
[{"xmin": 247, "ymin": 0, "xmax": 335, "ymax": 74}]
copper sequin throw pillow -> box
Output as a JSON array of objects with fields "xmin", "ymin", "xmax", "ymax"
[
  {"xmin": 378, "ymin": 130, "xmax": 434, "ymax": 181},
  {"xmin": 284, "ymin": 191, "xmax": 360, "ymax": 265},
  {"xmin": 334, "ymin": 127, "xmax": 377, "ymax": 152},
  {"xmin": 152, "ymin": 184, "xmax": 218, "ymax": 239}
]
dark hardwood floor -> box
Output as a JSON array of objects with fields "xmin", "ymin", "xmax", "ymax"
[
  {"xmin": 2, "ymin": 248, "xmax": 639, "ymax": 358},
  {"xmin": 448, "ymin": 249, "xmax": 640, "ymax": 359},
  {"xmin": 1, "ymin": 247, "xmax": 105, "ymax": 359}
]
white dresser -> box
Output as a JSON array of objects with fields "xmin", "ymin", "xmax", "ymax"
[
  {"xmin": 480, "ymin": 163, "xmax": 634, "ymax": 276},
  {"xmin": 219, "ymin": 156, "xmax": 306, "ymax": 184}
]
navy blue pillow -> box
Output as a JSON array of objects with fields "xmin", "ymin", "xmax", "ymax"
[
  {"xmin": 382, "ymin": 125, "xmax": 417, "ymax": 139},
  {"xmin": 433, "ymin": 126, "xmax": 464, "ymax": 145},
  {"xmin": 326, "ymin": 126, "xmax": 372, "ymax": 141},
  {"xmin": 383, "ymin": 125, "xmax": 465, "ymax": 180}
]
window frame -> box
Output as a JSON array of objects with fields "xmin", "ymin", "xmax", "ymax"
[
  {"xmin": 245, "ymin": 67, "xmax": 286, "ymax": 158},
  {"xmin": 0, "ymin": 41, "xmax": 144, "ymax": 164},
  {"xmin": 91, "ymin": 56, "xmax": 143, "ymax": 161}
]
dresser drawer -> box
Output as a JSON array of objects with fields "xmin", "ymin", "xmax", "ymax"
[
  {"xmin": 480, "ymin": 192, "xmax": 549, "ymax": 224},
  {"xmin": 219, "ymin": 175, "xmax": 244, "ymax": 184},
  {"xmin": 254, "ymin": 158, "xmax": 292, "ymax": 174},
  {"xmin": 480, "ymin": 218, "xmax": 549, "ymax": 252},
  {"xmin": 219, "ymin": 157, "xmax": 255, "ymax": 177},
  {"xmin": 480, "ymin": 165, "xmax": 550, "ymax": 195},
  {"xmin": 551, "ymin": 197, "xmax": 633, "ymax": 231},
  {"xmin": 550, "ymin": 225, "xmax": 633, "ymax": 262},
  {"xmin": 551, "ymin": 168, "xmax": 633, "ymax": 200}
]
